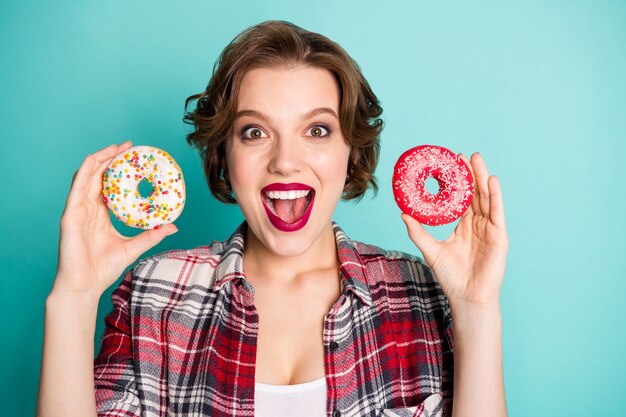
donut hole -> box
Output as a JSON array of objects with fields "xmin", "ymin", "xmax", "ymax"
[
  {"xmin": 425, "ymin": 176, "xmax": 441, "ymax": 195},
  {"xmin": 137, "ymin": 178, "xmax": 155, "ymax": 198}
]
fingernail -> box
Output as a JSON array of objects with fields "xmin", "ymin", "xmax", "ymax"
[{"xmin": 166, "ymin": 226, "xmax": 178, "ymax": 236}]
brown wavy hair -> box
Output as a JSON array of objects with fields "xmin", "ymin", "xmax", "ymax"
[{"xmin": 183, "ymin": 20, "xmax": 383, "ymax": 204}]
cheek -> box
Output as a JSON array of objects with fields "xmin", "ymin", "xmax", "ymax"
[
  {"xmin": 225, "ymin": 147, "xmax": 265, "ymax": 197},
  {"xmin": 225, "ymin": 143, "xmax": 247, "ymax": 193},
  {"xmin": 315, "ymin": 146, "xmax": 350, "ymax": 179}
]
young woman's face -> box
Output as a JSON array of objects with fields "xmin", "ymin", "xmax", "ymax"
[{"xmin": 225, "ymin": 66, "xmax": 350, "ymax": 257}]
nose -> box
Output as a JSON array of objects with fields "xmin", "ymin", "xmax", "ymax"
[{"xmin": 267, "ymin": 136, "xmax": 303, "ymax": 176}]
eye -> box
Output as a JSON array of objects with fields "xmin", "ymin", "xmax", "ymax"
[
  {"xmin": 306, "ymin": 125, "xmax": 331, "ymax": 138},
  {"xmin": 241, "ymin": 126, "xmax": 269, "ymax": 140}
]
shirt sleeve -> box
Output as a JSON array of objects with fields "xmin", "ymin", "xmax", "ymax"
[
  {"xmin": 93, "ymin": 268, "xmax": 142, "ymax": 416},
  {"xmin": 441, "ymin": 296, "xmax": 454, "ymax": 417}
]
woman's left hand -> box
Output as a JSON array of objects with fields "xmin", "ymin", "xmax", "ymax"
[{"xmin": 401, "ymin": 152, "xmax": 509, "ymax": 309}]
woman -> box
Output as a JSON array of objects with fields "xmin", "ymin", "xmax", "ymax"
[{"xmin": 37, "ymin": 20, "xmax": 508, "ymax": 417}]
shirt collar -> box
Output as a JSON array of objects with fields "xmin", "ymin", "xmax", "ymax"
[{"xmin": 211, "ymin": 221, "xmax": 372, "ymax": 306}]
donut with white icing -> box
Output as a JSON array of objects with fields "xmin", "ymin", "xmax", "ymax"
[
  {"xmin": 102, "ymin": 145, "xmax": 186, "ymax": 229},
  {"xmin": 392, "ymin": 145, "xmax": 474, "ymax": 226}
]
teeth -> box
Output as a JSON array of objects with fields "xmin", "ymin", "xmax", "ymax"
[{"xmin": 265, "ymin": 190, "xmax": 311, "ymax": 200}]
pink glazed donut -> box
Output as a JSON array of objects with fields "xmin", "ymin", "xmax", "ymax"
[{"xmin": 392, "ymin": 145, "xmax": 474, "ymax": 226}]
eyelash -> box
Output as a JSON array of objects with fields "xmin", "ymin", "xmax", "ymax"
[{"xmin": 239, "ymin": 124, "xmax": 332, "ymax": 140}]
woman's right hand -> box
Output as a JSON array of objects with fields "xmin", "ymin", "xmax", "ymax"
[{"xmin": 52, "ymin": 141, "xmax": 178, "ymax": 303}]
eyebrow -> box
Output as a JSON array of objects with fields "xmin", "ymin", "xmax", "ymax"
[{"xmin": 234, "ymin": 107, "xmax": 338, "ymax": 122}]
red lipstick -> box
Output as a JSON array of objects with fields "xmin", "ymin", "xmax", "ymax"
[
  {"xmin": 260, "ymin": 183, "xmax": 315, "ymax": 232},
  {"xmin": 261, "ymin": 183, "xmax": 313, "ymax": 192}
]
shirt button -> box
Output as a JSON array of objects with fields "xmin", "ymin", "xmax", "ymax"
[
  {"xmin": 329, "ymin": 341, "xmax": 339, "ymax": 351},
  {"xmin": 332, "ymin": 411, "xmax": 341, "ymax": 417}
]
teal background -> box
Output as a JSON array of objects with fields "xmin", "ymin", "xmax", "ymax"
[{"xmin": 1, "ymin": 1, "xmax": 624, "ymax": 415}]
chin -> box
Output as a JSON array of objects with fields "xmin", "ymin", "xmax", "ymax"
[
  {"xmin": 244, "ymin": 209, "xmax": 333, "ymax": 259},
  {"xmin": 240, "ymin": 189, "xmax": 338, "ymax": 258},
  {"xmin": 261, "ymin": 225, "xmax": 320, "ymax": 257}
]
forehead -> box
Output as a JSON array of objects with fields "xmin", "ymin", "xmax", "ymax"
[{"xmin": 236, "ymin": 66, "xmax": 340, "ymax": 115}]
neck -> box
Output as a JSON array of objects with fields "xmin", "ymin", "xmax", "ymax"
[{"xmin": 242, "ymin": 222, "xmax": 339, "ymax": 286}]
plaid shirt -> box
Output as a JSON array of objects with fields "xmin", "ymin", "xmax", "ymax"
[{"xmin": 94, "ymin": 221, "xmax": 454, "ymax": 417}]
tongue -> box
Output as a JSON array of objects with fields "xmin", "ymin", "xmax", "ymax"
[{"xmin": 273, "ymin": 197, "xmax": 308, "ymax": 224}]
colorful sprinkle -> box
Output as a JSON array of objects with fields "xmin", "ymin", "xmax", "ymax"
[{"xmin": 102, "ymin": 145, "xmax": 186, "ymax": 230}]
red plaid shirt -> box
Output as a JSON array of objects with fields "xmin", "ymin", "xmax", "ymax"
[{"xmin": 94, "ymin": 221, "xmax": 454, "ymax": 416}]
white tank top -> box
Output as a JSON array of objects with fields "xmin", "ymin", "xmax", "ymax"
[{"xmin": 254, "ymin": 377, "xmax": 327, "ymax": 417}]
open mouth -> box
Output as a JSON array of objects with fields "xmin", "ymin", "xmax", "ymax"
[
  {"xmin": 260, "ymin": 184, "xmax": 316, "ymax": 232},
  {"xmin": 262, "ymin": 189, "xmax": 314, "ymax": 224}
]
